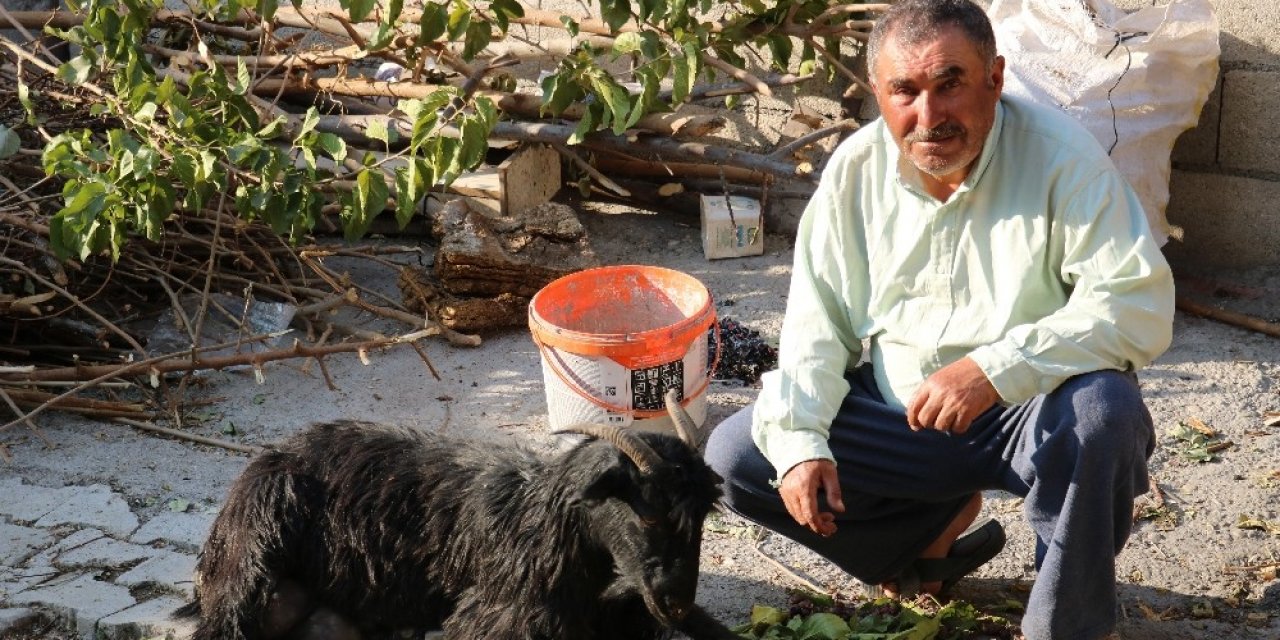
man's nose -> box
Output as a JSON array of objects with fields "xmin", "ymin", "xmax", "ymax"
[{"xmin": 916, "ymin": 91, "xmax": 947, "ymax": 130}]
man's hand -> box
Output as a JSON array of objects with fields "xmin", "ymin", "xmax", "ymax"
[
  {"xmin": 779, "ymin": 459, "xmax": 845, "ymax": 537},
  {"xmin": 906, "ymin": 356, "xmax": 1000, "ymax": 435}
]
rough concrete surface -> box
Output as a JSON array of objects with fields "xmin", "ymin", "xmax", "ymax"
[{"xmin": 1, "ymin": 206, "xmax": 1278, "ymax": 639}]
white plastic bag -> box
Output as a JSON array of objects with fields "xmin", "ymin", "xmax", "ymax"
[{"xmin": 988, "ymin": 0, "xmax": 1220, "ymax": 246}]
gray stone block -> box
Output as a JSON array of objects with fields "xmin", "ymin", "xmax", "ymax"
[
  {"xmin": 0, "ymin": 607, "xmax": 38, "ymax": 633},
  {"xmin": 0, "ymin": 562, "xmax": 60, "ymax": 600},
  {"xmin": 1214, "ymin": 3, "xmax": 1280, "ymax": 67},
  {"xmin": 0, "ymin": 478, "xmax": 69, "ymax": 524},
  {"xmin": 54, "ymin": 538, "xmax": 157, "ymax": 571},
  {"xmin": 1218, "ymin": 70, "xmax": 1280, "ymax": 174},
  {"xmin": 0, "ymin": 523, "xmax": 54, "ymax": 567},
  {"xmin": 1172, "ymin": 75, "xmax": 1221, "ymax": 167},
  {"xmin": 32, "ymin": 485, "xmax": 138, "ymax": 538},
  {"xmin": 1164, "ymin": 170, "xmax": 1280, "ymax": 268},
  {"xmin": 98, "ymin": 596, "xmax": 194, "ymax": 640},
  {"xmin": 114, "ymin": 551, "xmax": 197, "ymax": 597},
  {"xmin": 130, "ymin": 512, "xmax": 215, "ymax": 552},
  {"xmin": 8, "ymin": 573, "xmax": 136, "ymax": 640}
]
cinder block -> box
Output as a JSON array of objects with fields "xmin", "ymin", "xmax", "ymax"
[
  {"xmin": 1172, "ymin": 76, "xmax": 1222, "ymax": 166},
  {"xmin": 1219, "ymin": 70, "xmax": 1280, "ymax": 174},
  {"xmin": 1163, "ymin": 170, "xmax": 1280, "ymax": 268},
  {"xmin": 1214, "ymin": 4, "xmax": 1280, "ymax": 66}
]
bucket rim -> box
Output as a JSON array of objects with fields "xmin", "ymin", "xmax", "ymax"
[{"xmin": 528, "ymin": 264, "xmax": 716, "ymax": 356}]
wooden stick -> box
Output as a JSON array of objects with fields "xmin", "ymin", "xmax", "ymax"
[
  {"xmin": 113, "ymin": 418, "xmax": 263, "ymax": 455},
  {"xmin": 1175, "ymin": 296, "xmax": 1280, "ymax": 339},
  {"xmin": 768, "ymin": 119, "xmax": 860, "ymax": 160},
  {"xmin": 551, "ymin": 142, "xmax": 630, "ymax": 197}
]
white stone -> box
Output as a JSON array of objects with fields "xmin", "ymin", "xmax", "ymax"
[
  {"xmin": 130, "ymin": 512, "xmax": 215, "ymax": 551},
  {"xmin": 0, "ymin": 478, "xmax": 69, "ymax": 524},
  {"xmin": 8, "ymin": 573, "xmax": 136, "ymax": 640},
  {"xmin": 98, "ymin": 596, "xmax": 194, "ymax": 640},
  {"xmin": 33, "ymin": 485, "xmax": 139, "ymax": 538},
  {"xmin": 54, "ymin": 538, "xmax": 157, "ymax": 570},
  {"xmin": 0, "ymin": 522, "xmax": 54, "ymax": 567},
  {"xmin": 114, "ymin": 551, "xmax": 197, "ymax": 597}
]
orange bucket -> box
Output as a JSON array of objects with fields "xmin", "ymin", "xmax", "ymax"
[{"xmin": 529, "ymin": 265, "xmax": 717, "ymax": 433}]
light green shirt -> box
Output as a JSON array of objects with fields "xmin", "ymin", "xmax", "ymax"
[{"xmin": 752, "ymin": 95, "xmax": 1176, "ymax": 481}]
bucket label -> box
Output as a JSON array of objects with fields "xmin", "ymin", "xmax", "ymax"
[{"xmin": 630, "ymin": 361, "xmax": 684, "ymax": 411}]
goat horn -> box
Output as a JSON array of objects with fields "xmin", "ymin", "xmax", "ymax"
[
  {"xmin": 664, "ymin": 389, "xmax": 699, "ymax": 449},
  {"xmin": 553, "ymin": 423, "xmax": 663, "ymax": 474}
]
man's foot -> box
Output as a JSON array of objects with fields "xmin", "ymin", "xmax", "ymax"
[{"xmin": 881, "ymin": 494, "xmax": 997, "ymax": 597}]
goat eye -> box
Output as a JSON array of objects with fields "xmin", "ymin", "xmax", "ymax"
[{"xmin": 639, "ymin": 514, "xmax": 660, "ymax": 527}]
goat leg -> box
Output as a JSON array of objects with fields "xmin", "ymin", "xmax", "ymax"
[{"xmin": 675, "ymin": 605, "xmax": 743, "ymax": 640}]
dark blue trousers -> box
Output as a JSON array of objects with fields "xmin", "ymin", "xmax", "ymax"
[{"xmin": 705, "ymin": 364, "xmax": 1154, "ymax": 640}]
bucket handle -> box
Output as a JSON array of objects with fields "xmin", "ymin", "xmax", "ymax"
[{"xmin": 533, "ymin": 321, "xmax": 722, "ymax": 420}]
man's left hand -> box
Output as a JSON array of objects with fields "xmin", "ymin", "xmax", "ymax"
[{"xmin": 906, "ymin": 357, "xmax": 1000, "ymax": 435}]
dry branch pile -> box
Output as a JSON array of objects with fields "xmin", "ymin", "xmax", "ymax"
[{"xmin": 0, "ymin": 1, "xmax": 878, "ymax": 457}]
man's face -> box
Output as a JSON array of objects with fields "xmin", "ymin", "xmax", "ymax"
[{"xmin": 872, "ymin": 26, "xmax": 1004, "ymax": 185}]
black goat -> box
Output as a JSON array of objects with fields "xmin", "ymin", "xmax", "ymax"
[{"xmin": 179, "ymin": 391, "xmax": 739, "ymax": 640}]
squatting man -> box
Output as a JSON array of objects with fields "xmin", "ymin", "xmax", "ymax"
[{"xmin": 705, "ymin": 1, "xmax": 1175, "ymax": 639}]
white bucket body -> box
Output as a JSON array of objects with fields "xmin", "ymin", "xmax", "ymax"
[{"xmin": 538, "ymin": 334, "xmax": 710, "ymax": 436}]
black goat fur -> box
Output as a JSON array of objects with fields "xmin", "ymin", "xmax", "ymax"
[{"xmin": 178, "ymin": 420, "xmax": 737, "ymax": 640}]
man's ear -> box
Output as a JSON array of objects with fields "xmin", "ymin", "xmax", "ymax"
[{"xmin": 990, "ymin": 55, "xmax": 1006, "ymax": 93}]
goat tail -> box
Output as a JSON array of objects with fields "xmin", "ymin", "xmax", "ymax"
[{"xmin": 188, "ymin": 450, "xmax": 313, "ymax": 640}]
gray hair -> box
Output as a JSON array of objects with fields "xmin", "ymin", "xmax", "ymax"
[{"xmin": 866, "ymin": 0, "xmax": 998, "ymax": 78}]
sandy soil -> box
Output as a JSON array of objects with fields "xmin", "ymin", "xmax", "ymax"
[{"xmin": 2, "ymin": 204, "xmax": 1278, "ymax": 639}]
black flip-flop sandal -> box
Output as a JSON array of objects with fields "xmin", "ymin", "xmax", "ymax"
[{"xmin": 875, "ymin": 519, "xmax": 1007, "ymax": 599}]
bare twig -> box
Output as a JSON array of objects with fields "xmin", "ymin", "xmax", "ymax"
[{"xmin": 113, "ymin": 417, "xmax": 263, "ymax": 455}]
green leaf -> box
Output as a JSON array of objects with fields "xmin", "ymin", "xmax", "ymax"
[
  {"xmin": 295, "ymin": 107, "xmax": 320, "ymax": 141},
  {"xmin": 447, "ymin": 1, "xmax": 471, "ymax": 41},
  {"xmin": 490, "ymin": 0, "xmax": 523, "ymax": 32},
  {"xmin": 766, "ymin": 34, "xmax": 793, "ymax": 71},
  {"xmin": 343, "ymin": 0, "xmax": 376, "ymax": 22},
  {"xmin": 418, "ymin": 2, "xmax": 447, "ymax": 43},
  {"xmin": 589, "ymin": 73, "xmax": 632, "ymax": 135},
  {"xmin": 366, "ymin": 118, "xmax": 392, "ymax": 145},
  {"xmin": 256, "ymin": 115, "xmax": 288, "ymax": 139},
  {"xmin": 461, "ymin": 19, "xmax": 492, "ymax": 60},
  {"xmin": 612, "ymin": 31, "xmax": 645, "ymax": 56},
  {"xmin": 387, "ymin": 0, "xmax": 404, "ymax": 22},
  {"xmin": 791, "ymin": 612, "xmax": 849, "ymax": 639},
  {"xmin": 256, "ymin": 0, "xmax": 277, "ymax": 21},
  {"xmin": 599, "ymin": 0, "xmax": 632, "ymax": 33},
  {"xmin": 57, "ymin": 55, "xmax": 95, "ymax": 85},
  {"xmin": 233, "ymin": 57, "xmax": 251, "ymax": 94},
  {"xmin": 394, "ymin": 166, "xmax": 417, "ymax": 228},
  {"xmin": 0, "ymin": 125, "xmax": 21, "ymax": 160},
  {"xmin": 348, "ymin": 168, "xmax": 389, "ymax": 240},
  {"xmin": 17, "ymin": 80, "xmax": 36, "ymax": 125},
  {"xmin": 315, "ymin": 132, "xmax": 348, "ymax": 163},
  {"xmin": 749, "ymin": 606, "xmax": 788, "ymax": 627},
  {"xmin": 167, "ymin": 498, "xmax": 191, "ymax": 513},
  {"xmin": 368, "ymin": 23, "xmax": 396, "ymax": 50},
  {"xmin": 560, "ymin": 16, "xmax": 580, "ymax": 37},
  {"xmin": 458, "ymin": 116, "xmax": 489, "ymax": 171},
  {"xmin": 567, "ymin": 102, "xmax": 601, "ymax": 145}
]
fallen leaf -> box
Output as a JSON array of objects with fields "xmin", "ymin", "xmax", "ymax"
[
  {"xmin": 1236, "ymin": 514, "xmax": 1280, "ymax": 536},
  {"xmin": 1186, "ymin": 417, "xmax": 1218, "ymax": 437},
  {"xmin": 168, "ymin": 498, "xmax": 191, "ymax": 513},
  {"xmin": 657, "ymin": 183, "xmax": 684, "ymax": 196},
  {"xmin": 1264, "ymin": 412, "xmax": 1280, "ymax": 427},
  {"xmin": 1190, "ymin": 600, "xmax": 1216, "ymax": 619}
]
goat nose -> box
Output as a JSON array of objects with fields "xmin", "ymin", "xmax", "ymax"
[{"xmin": 662, "ymin": 597, "xmax": 688, "ymax": 621}]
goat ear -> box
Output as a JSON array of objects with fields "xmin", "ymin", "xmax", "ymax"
[{"xmin": 576, "ymin": 468, "xmax": 625, "ymax": 506}]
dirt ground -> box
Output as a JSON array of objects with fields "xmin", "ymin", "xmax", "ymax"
[{"xmin": 2, "ymin": 203, "xmax": 1278, "ymax": 639}]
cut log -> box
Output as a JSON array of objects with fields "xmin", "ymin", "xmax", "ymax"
[{"xmin": 430, "ymin": 199, "xmax": 597, "ymax": 298}]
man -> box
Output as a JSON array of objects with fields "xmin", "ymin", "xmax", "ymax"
[{"xmin": 704, "ymin": 1, "xmax": 1175, "ymax": 638}]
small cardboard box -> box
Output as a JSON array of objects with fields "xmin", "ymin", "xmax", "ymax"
[{"xmin": 700, "ymin": 195, "xmax": 764, "ymax": 260}]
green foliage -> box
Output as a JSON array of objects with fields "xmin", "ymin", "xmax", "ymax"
[
  {"xmin": 39, "ymin": 0, "xmax": 871, "ymax": 258},
  {"xmin": 732, "ymin": 597, "xmax": 1011, "ymax": 640}
]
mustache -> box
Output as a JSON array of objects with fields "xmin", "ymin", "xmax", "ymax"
[{"xmin": 904, "ymin": 123, "xmax": 966, "ymax": 144}]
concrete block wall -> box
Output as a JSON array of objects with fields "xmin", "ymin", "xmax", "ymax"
[{"xmin": 1163, "ymin": 0, "xmax": 1280, "ymax": 269}]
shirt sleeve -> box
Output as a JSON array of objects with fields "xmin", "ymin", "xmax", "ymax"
[
  {"xmin": 968, "ymin": 168, "xmax": 1175, "ymax": 404},
  {"xmin": 751, "ymin": 151, "xmax": 868, "ymax": 482}
]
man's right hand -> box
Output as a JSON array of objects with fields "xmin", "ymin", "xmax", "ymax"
[{"xmin": 779, "ymin": 459, "xmax": 845, "ymax": 537}]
